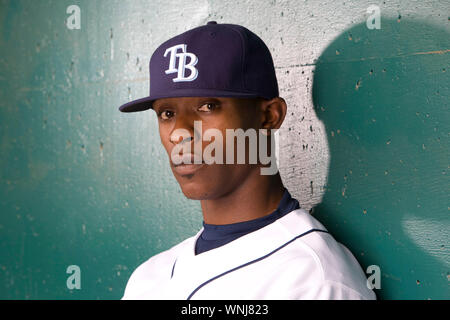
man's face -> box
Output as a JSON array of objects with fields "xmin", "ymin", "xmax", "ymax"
[{"xmin": 152, "ymin": 96, "xmax": 263, "ymax": 200}]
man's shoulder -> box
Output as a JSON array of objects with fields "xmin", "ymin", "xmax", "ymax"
[
  {"xmin": 275, "ymin": 209, "xmax": 377, "ymax": 300},
  {"xmin": 133, "ymin": 237, "xmax": 190, "ymax": 274},
  {"xmin": 122, "ymin": 234, "xmax": 196, "ymax": 299}
]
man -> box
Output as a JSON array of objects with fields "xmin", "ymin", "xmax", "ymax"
[{"xmin": 118, "ymin": 21, "xmax": 376, "ymax": 300}]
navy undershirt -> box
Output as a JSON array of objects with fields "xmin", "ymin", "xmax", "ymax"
[{"xmin": 195, "ymin": 188, "xmax": 301, "ymax": 255}]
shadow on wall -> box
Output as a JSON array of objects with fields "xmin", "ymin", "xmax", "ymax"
[{"xmin": 310, "ymin": 18, "xmax": 449, "ymax": 300}]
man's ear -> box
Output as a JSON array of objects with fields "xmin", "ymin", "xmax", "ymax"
[{"xmin": 260, "ymin": 97, "xmax": 287, "ymax": 130}]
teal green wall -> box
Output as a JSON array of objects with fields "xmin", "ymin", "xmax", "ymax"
[
  {"xmin": 312, "ymin": 19, "xmax": 449, "ymax": 300},
  {"xmin": 0, "ymin": 0, "xmax": 203, "ymax": 299},
  {"xmin": 0, "ymin": 0, "xmax": 448, "ymax": 299}
]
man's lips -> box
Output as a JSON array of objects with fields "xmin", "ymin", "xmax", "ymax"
[
  {"xmin": 171, "ymin": 153, "xmax": 205, "ymax": 175},
  {"xmin": 171, "ymin": 153, "xmax": 203, "ymax": 166}
]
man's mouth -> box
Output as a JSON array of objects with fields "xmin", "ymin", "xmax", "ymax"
[
  {"xmin": 171, "ymin": 153, "xmax": 205, "ymax": 175},
  {"xmin": 171, "ymin": 153, "xmax": 203, "ymax": 166}
]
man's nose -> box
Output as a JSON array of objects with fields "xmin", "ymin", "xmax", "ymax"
[
  {"xmin": 170, "ymin": 132, "xmax": 193, "ymax": 145},
  {"xmin": 169, "ymin": 117, "xmax": 200, "ymax": 145}
]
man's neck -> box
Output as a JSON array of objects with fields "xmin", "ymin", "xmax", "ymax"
[{"xmin": 200, "ymin": 171, "xmax": 285, "ymax": 225}]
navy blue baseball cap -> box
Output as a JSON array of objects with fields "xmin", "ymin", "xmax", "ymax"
[{"xmin": 118, "ymin": 21, "xmax": 279, "ymax": 112}]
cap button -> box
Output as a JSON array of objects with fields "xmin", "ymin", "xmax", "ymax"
[{"xmin": 207, "ymin": 21, "xmax": 217, "ymax": 25}]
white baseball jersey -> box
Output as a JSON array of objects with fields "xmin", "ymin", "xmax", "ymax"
[{"xmin": 122, "ymin": 208, "xmax": 376, "ymax": 300}]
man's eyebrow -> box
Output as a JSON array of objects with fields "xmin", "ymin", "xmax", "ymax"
[
  {"xmin": 197, "ymin": 97, "xmax": 221, "ymax": 104},
  {"xmin": 154, "ymin": 97, "xmax": 222, "ymax": 109},
  {"xmin": 153, "ymin": 101, "xmax": 173, "ymax": 109}
]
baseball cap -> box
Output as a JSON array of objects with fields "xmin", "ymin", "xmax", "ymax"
[{"xmin": 118, "ymin": 21, "xmax": 279, "ymax": 112}]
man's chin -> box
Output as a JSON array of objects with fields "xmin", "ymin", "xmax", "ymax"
[{"xmin": 179, "ymin": 186, "xmax": 209, "ymax": 200}]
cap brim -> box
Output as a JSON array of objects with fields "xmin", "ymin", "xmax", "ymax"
[
  {"xmin": 118, "ymin": 89, "xmax": 265, "ymax": 113},
  {"xmin": 118, "ymin": 96, "xmax": 155, "ymax": 113}
]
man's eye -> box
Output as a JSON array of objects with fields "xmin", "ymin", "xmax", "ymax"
[
  {"xmin": 198, "ymin": 103, "xmax": 217, "ymax": 112},
  {"xmin": 159, "ymin": 110, "xmax": 174, "ymax": 120}
]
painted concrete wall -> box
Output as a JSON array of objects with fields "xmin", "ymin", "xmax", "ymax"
[{"xmin": 0, "ymin": 0, "xmax": 448, "ymax": 299}]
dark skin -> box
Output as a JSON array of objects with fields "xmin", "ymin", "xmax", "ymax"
[{"xmin": 152, "ymin": 96, "xmax": 287, "ymax": 225}]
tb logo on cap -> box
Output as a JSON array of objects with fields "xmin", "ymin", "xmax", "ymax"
[{"xmin": 164, "ymin": 44, "xmax": 199, "ymax": 82}]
